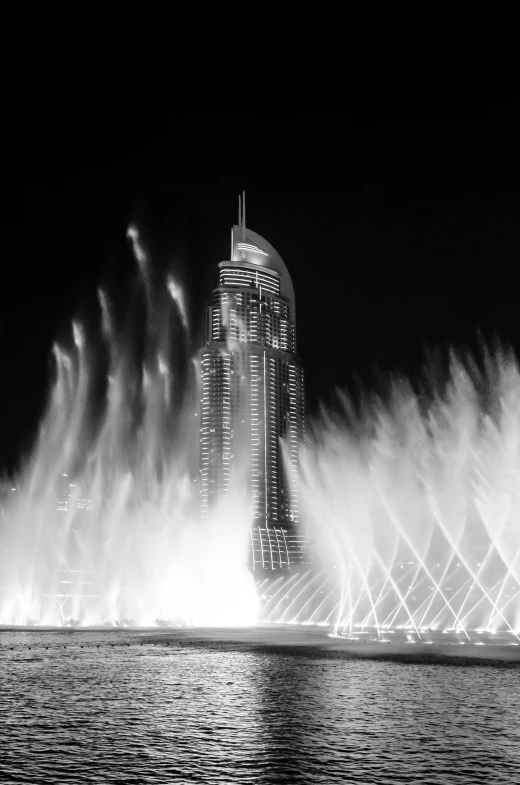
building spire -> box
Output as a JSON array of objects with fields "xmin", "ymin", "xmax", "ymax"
[{"xmin": 238, "ymin": 191, "xmax": 246, "ymax": 257}]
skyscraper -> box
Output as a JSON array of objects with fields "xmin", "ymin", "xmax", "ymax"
[{"xmin": 198, "ymin": 197, "xmax": 307, "ymax": 571}]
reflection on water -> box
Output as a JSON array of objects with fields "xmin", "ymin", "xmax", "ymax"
[{"xmin": 1, "ymin": 630, "xmax": 520, "ymax": 784}]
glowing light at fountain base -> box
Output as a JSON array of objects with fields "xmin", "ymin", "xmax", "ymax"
[
  {"xmin": 0, "ymin": 501, "xmax": 260, "ymax": 629},
  {"xmin": 256, "ymin": 559, "xmax": 520, "ymax": 641}
]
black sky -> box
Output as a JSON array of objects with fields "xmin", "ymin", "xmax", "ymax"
[{"xmin": 1, "ymin": 81, "xmax": 519, "ymax": 471}]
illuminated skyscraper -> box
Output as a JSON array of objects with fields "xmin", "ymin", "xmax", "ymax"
[{"xmin": 198, "ymin": 197, "xmax": 307, "ymax": 571}]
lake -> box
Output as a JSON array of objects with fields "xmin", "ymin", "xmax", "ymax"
[{"xmin": 1, "ymin": 628, "xmax": 520, "ymax": 784}]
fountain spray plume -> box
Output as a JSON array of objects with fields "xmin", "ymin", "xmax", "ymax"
[
  {"xmin": 268, "ymin": 346, "xmax": 520, "ymax": 637},
  {"xmin": 0, "ymin": 225, "xmax": 258, "ymax": 627}
]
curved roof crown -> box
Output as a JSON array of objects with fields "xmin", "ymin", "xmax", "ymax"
[{"xmin": 231, "ymin": 225, "xmax": 296, "ymax": 320}]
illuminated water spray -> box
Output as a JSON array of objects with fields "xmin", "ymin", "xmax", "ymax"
[
  {"xmin": 2, "ymin": 223, "xmax": 520, "ymax": 636},
  {"xmin": 264, "ymin": 354, "xmax": 520, "ymax": 638},
  {"xmin": 0, "ymin": 226, "xmax": 258, "ymax": 627}
]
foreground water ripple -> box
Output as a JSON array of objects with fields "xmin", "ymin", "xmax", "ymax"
[{"xmin": 1, "ymin": 631, "xmax": 520, "ymax": 784}]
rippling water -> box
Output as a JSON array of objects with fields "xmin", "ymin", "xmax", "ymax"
[{"xmin": 2, "ymin": 630, "xmax": 520, "ymax": 784}]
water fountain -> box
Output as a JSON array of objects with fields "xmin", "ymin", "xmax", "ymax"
[
  {"xmin": 0, "ymin": 226, "xmax": 258, "ymax": 627},
  {"xmin": 262, "ymin": 351, "xmax": 520, "ymax": 640},
  {"xmin": 1, "ymin": 225, "xmax": 520, "ymax": 638}
]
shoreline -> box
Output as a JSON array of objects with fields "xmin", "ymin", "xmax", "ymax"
[
  {"xmin": 151, "ymin": 626, "xmax": 520, "ymax": 662},
  {"xmin": 2, "ymin": 624, "xmax": 520, "ymax": 662}
]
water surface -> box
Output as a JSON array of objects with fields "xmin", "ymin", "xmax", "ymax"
[{"xmin": 2, "ymin": 630, "xmax": 520, "ymax": 784}]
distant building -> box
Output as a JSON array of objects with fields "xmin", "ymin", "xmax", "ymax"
[{"xmin": 198, "ymin": 198, "xmax": 308, "ymax": 570}]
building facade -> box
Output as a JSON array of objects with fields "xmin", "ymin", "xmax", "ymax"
[{"xmin": 198, "ymin": 206, "xmax": 307, "ymax": 571}]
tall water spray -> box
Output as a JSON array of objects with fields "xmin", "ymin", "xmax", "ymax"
[
  {"xmin": 0, "ymin": 227, "xmax": 258, "ymax": 627},
  {"xmin": 261, "ymin": 352, "xmax": 520, "ymax": 638}
]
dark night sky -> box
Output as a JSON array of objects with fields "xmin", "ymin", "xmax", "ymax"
[{"xmin": 1, "ymin": 79, "xmax": 519, "ymax": 471}]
